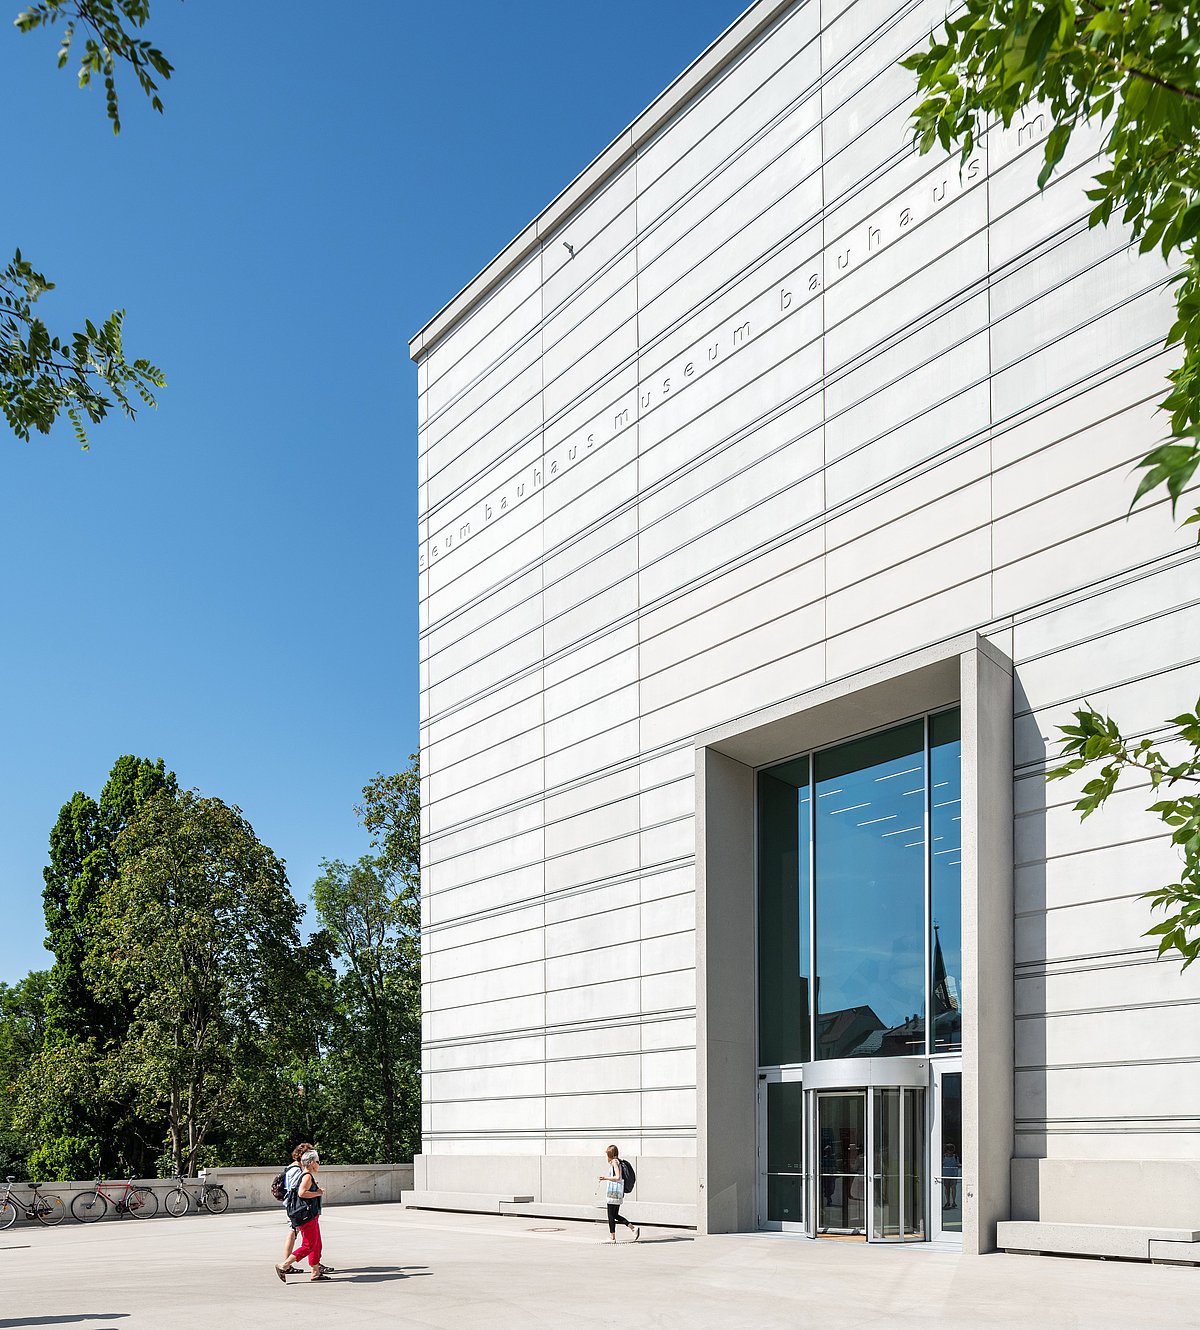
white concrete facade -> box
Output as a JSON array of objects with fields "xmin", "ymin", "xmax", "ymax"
[{"xmin": 409, "ymin": 0, "xmax": 1200, "ymax": 1254}]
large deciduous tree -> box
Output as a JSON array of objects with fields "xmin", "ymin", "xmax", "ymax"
[
  {"xmin": 311, "ymin": 757, "xmax": 421, "ymax": 1163},
  {"xmin": 905, "ymin": 0, "xmax": 1200, "ymax": 966},
  {"xmin": 90, "ymin": 788, "xmax": 308, "ymax": 1176},
  {"xmin": 4, "ymin": 2, "xmax": 172, "ymax": 446}
]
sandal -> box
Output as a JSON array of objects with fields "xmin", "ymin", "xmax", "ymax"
[
  {"xmin": 310, "ymin": 1273, "xmax": 331, "ymax": 1281},
  {"xmin": 274, "ymin": 1264, "xmax": 289, "ymax": 1283}
]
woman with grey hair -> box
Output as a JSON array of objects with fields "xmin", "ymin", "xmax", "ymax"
[{"xmin": 276, "ymin": 1149, "xmax": 331, "ymax": 1282}]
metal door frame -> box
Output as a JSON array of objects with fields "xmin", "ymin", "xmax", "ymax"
[
  {"xmin": 930, "ymin": 1056, "xmax": 964, "ymax": 1245},
  {"xmin": 756, "ymin": 1067, "xmax": 806, "ymax": 1232}
]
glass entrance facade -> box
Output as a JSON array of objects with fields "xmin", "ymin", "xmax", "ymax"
[
  {"xmin": 756, "ymin": 710, "xmax": 962, "ymax": 1242},
  {"xmin": 757, "ymin": 710, "xmax": 962, "ymax": 1065}
]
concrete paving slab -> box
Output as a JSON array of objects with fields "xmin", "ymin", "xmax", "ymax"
[{"xmin": 2, "ymin": 1202, "xmax": 1198, "ymax": 1329}]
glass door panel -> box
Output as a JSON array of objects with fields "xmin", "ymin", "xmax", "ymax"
[
  {"xmin": 758, "ymin": 1073, "xmax": 805, "ymax": 1231},
  {"xmin": 816, "ymin": 1091, "xmax": 865, "ymax": 1236},
  {"xmin": 931, "ymin": 1062, "xmax": 963, "ymax": 1242},
  {"xmin": 871, "ymin": 1087, "xmax": 925, "ymax": 1241}
]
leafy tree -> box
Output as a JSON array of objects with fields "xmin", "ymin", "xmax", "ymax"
[
  {"xmin": 4, "ymin": 2, "xmax": 172, "ymax": 446},
  {"xmin": 88, "ymin": 787, "xmax": 308, "ymax": 1176},
  {"xmin": 25, "ymin": 755, "xmax": 176, "ymax": 1177},
  {"xmin": 905, "ymin": 0, "xmax": 1200, "ymax": 965},
  {"xmin": 0, "ymin": 972, "xmax": 49, "ymax": 1176},
  {"xmin": 311, "ymin": 757, "xmax": 421, "ymax": 1163}
]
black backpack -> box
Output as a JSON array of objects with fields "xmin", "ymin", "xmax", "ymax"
[
  {"xmin": 285, "ymin": 1174, "xmax": 317, "ymax": 1227},
  {"xmin": 620, "ymin": 1158, "xmax": 635, "ymax": 1194},
  {"xmin": 270, "ymin": 1169, "xmax": 288, "ymax": 1202}
]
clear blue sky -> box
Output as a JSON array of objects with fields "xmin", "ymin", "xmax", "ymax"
[{"xmin": 0, "ymin": 0, "xmax": 744, "ymax": 983}]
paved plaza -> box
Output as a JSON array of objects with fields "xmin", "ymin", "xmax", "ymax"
[{"xmin": 1, "ymin": 1203, "xmax": 1197, "ymax": 1329}]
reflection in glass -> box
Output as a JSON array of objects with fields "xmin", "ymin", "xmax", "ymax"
[
  {"xmin": 930, "ymin": 710, "xmax": 963, "ymax": 1053},
  {"xmin": 814, "ymin": 722, "xmax": 925, "ymax": 1058},
  {"xmin": 939, "ymin": 1073, "xmax": 963, "ymax": 1233},
  {"xmin": 903, "ymin": 1087, "xmax": 925, "ymax": 1238},
  {"xmin": 765, "ymin": 1081, "xmax": 804, "ymax": 1224},
  {"xmin": 872, "ymin": 1088, "xmax": 925, "ymax": 1240},
  {"xmin": 817, "ymin": 1092, "xmax": 865, "ymax": 1234},
  {"xmin": 757, "ymin": 760, "xmax": 811, "ymax": 1065},
  {"xmin": 872, "ymin": 1087, "xmax": 901, "ymax": 1239}
]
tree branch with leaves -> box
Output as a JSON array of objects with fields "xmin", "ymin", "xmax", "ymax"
[{"xmin": 5, "ymin": 1, "xmax": 173, "ymax": 446}]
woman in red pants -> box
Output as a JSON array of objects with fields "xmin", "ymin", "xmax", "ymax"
[{"xmin": 276, "ymin": 1150, "xmax": 330, "ymax": 1282}]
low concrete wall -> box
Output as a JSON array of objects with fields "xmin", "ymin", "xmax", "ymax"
[
  {"xmin": 410, "ymin": 1154, "xmax": 697, "ymax": 1227},
  {"xmin": 9, "ymin": 1165, "xmax": 413, "ymax": 1222},
  {"xmin": 209, "ymin": 1163, "xmax": 414, "ymax": 1212},
  {"xmin": 1011, "ymin": 1159, "xmax": 1200, "ymax": 1229}
]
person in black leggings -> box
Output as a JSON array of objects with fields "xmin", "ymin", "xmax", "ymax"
[{"xmin": 598, "ymin": 1144, "xmax": 640, "ymax": 1243}]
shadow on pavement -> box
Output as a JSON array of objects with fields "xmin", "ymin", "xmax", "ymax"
[
  {"xmin": 331, "ymin": 1266, "xmax": 432, "ymax": 1283},
  {"xmin": 0, "ymin": 1318, "xmax": 130, "ymax": 1328}
]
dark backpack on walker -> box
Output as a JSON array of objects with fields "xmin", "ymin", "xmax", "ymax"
[
  {"xmin": 270, "ymin": 1169, "xmax": 288, "ymax": 1202},
  {"xmin": 285, "ymin": 1172, "xmax": 317, "ymax": 1226},
  {"xmin": 620, "ymin": 1158, "xmax": 636, "ymax": 1194}
]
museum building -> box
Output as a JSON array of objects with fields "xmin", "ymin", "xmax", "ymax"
[{"xmin": 406, "ymin": 0, "xmax": 1200, "ymax": 1258}]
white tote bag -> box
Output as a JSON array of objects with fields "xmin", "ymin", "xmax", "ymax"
[{"xmin": 605, "ymin": 1177, "xmax": 625, "ymax": 1205}]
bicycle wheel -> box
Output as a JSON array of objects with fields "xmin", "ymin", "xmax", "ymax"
[
  {"xmin": 128, "ymin": 1186, "xmax": 158, "ymax": 1218},
  {"xmin": 37, "ymin": 1194, "xmax": 66, "ymax": 1226},
  {"xmin": 164, "ymin": 1186, "xmax": 190, "ymax": 1218},
  {"xmin": 204, "ymin": 1185, "xmax": 229, "ymax": 1215},
  {"xmin": 71, "ymin": 1191, "xmax": 108, "ymax": 1223},
  {"xmin": 0, "ymin": 1200, "xmax": 16, "ymax": 1230}
]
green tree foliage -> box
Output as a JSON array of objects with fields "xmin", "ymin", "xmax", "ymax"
[
  {"xmin": 311, "ymin": 756, "xmax": 421, "ymax": 1164},
  {"xmin": 905, "ymin": 0, "xmax": 1200, "ymax": 963},
  {"xmin": 26, "ymin": 756, "xmax": 176, "ymax": 1177},
  {"xmin": 90, "ymin": 788, "xmax": 309, "ymax": 1176},
  {"xmin": 0, "ymin": 972, "xmax": 48, "ymax": 1176},
  {"xmin": 4, "ymin": 2, "xmax": 172, "ymax": 446}
]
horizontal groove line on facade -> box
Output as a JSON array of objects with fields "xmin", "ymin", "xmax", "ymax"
[
  {"xmin": 424, "ymin": 775, "xmax": 693, "ymax": 860},
  {"xmin": 415, "ymin": 0, "xmax": 919, "ymax": 388},
  {"xmin": 417, "ymin": 124, "xmax": 1091, "ymax": 553},
  {"xmin": 425, "ymin": 792, "xmax": 696, "ymax": 869},
  {"xmin": 1014, "ymin": 1124, "xmax": 1200, "ymax": 1135},
  {"xmin": 422, "ymin": 859, "xmax": 695, "ymax": 938},
  {"xmin": 426, "ymin": 927, "xmax": 696, "ymax": 987},
  {"xmin": 420, "ymin": 1084, "xmax": 698, "ymax": 1106},
  {"xmin": 1012, "ymin": 832, "xmax": 1171, "ymax": 873},
  {"xmin": 1011, "ymin": 571, "xmax": 1200, "ymax": 673},
  {"xmin": 1015, "ymin": 945, "xmax": 1160, "ymax": 972},
  {"xmin": 422, "ymin": 1007, "xmax": 696, "ymax": 1050},
  {"xmin": 1011, "ymin": 890, "xmax": 1161, "ymax": 920},
  {"xmin": 1016, "ymin": 1055, "xmax": 1200, "ymax": 1073},
  {"xmin": 427, "ymin": 1045, "xmax": 696, "ymax": 1075},
  {"xmin": 423, "ymin": 968, "xmax": 696, "ymax": 1019},
  {"xmin": 1016, "ymin": 1114, "xmax": 1200, "ymax": 1125},
  {"xmin": 423, "ymin": 465, "xmax": 1183, "ymax": 746},
  {"xmin": 419, "ymin": 331, "xmax": 1167, "ymax": 698},
  {"xmin": 425, "ymin": 852, "xmax": 694, "ymax": 915},
  {"xmin": 422, "ymin": 1006, "xmax": 698, "ymax": 1049},
  {"xmin": 426, "ymin": 899, "xmax": 696, "ymax": 969},
  {"xmin": 1017, "ymin": 996, "xmax": 1200, "ymax": 1022},
  {"xmin": 1013, "ymin": 650, "xmax": 1200, "ymax": 732},
  {"xmin": 421, "ymin": 1131, "xmax": 698, "ymax": 1140},
  {"xmin": 422, "ymin": 751, "xmax": 694, "ymax": 853}
]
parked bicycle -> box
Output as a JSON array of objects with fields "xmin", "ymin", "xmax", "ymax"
[
  {"xmin": 71, "ymin": 1176, "xmax": 159, "ymax": 1222},
  {"xmin": 162, "ymin": 1169, "xmax": 229, "ymax": 1218},
  {"xmin": 0, "ymin": 1176, "xmax": 66, "ymax": 1228}
]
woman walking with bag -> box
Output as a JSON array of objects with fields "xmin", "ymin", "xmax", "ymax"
[
  {"xmin": 276, "ymin": 1150, "xmax": 331, "ymax": 1282},
  {"xmin": 598, "ymin": 1145, "xmax": 639, "ymax": 1244}
]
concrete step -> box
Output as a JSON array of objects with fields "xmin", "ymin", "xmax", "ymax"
[
  {"xmin": 400, "ymin": 1190, "xmax": 534, "ymax": 1215},
  {"xmin": 998, "ymin": 1221, "xmax": 1200, "ymax": 1262},
  {"xmin": 500, "ymin": 1200, "xmax": 696, "ymax": 1228}
]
